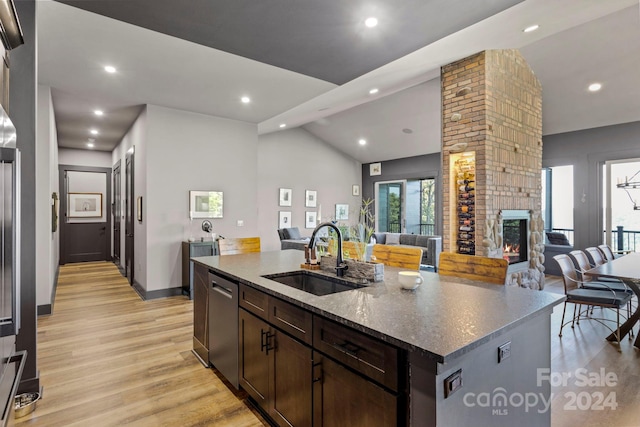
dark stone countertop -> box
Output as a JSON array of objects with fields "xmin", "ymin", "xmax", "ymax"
[{"xmin": 193, "ymin": 250, "xmax": 564, "ymax": 363}]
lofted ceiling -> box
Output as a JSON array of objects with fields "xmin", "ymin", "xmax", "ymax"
[{"xmin": 38, "ymin": 0, "xmax": 640, "ymax": 161}]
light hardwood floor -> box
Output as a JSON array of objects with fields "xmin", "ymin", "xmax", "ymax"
[
  {"xmin": 12, "ymin": 263, "xmax": 640, "ymax": 426},
  {"xmin": 14, "ymin": 261, "xmax": 267, "ymax": 426},
  {"xmin": 545, "ymin": 276, "xmax": 640, "ymax": 427}
]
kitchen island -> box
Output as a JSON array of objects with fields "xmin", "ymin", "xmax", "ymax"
[{"xmin": 193, "ymin": 250, "xmax": 564, "ymax": 427}]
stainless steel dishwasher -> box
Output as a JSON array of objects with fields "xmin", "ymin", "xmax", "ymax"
[{"xmin": 208, "ymin": 270, "xmax": 239, "ymax": 389}]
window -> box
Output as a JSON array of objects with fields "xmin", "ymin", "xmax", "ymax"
[{"xmin": 541, "ymin": 165, "xmax": 574, "ymax": 244}]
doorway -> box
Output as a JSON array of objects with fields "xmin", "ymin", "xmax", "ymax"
[
  {"xmin": 375, "ymin": 178, "xmax": 436, "ymax": 235},
  {"xmin": 113, "ymin": 160, "xmax": 121, "ymax": 268},
  {"xmin": 125, "ymin": 151, "xmax": 135, "ymax": 286},
  {"xmin": 59, "ymin": 165, "xmax": 112, "ymax": 264}
]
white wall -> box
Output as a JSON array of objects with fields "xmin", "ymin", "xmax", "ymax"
[
  {"xmin": 59, "ymin": 147, "xmax": 112, "ymax": 168},
  {"xmin": 144, "ymin": 105, "xmax": 258, "ymax": 292},
  {"xmin": 35, "ymin": 85, "xmax": 59, "ymax": 308},
  {"xmin": 257, "ymin": 128, "xmax": 362, "ymax": 252},
  {"xmin": 112, "ymin": 107, "xmax": 147, "ymax": 285}
]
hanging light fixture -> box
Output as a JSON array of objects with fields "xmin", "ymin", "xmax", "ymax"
[{"xmin": 617, "ymin": 170, "xmax": 640, "ymax": 210}]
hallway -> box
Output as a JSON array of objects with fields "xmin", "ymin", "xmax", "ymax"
[{"xmin": 15, "ymin": 261, "xmax": 265, "ymax": 426}]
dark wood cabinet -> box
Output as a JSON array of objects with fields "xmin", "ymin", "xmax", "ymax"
[
  {"xmin": 239, "ymin": 308, "xmax": 312, "ymax": 427},
  {"xmin": 313, "ymin": 353, "xmax": 398, "ymax": 427},
  {"xmin": 271, "ymin": 329, "xmax": 313, "ymax": 427},
  {"xmin": 237, "ymin": 284, "xmax": 402, "ymax": 427},
  {"xmin": 182, "ymin": 240, "xmax": 217, "ymax": 299},
  {"xmin": 192, "ymin": 262, "xmax": 209, "ymax": 366},
  {"xmin": 239, "ymin": 308, "xmax": 270, "ymax": 406}
]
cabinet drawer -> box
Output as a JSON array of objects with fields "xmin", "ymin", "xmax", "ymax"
[
  {"xmin": 269, "ymin": 297, "xmax": 313, "ymax": 345},
  {"xmin": 313, "ymin": 316, "xmax": 399, "ymax": 391},
  {"xmin": 239, "ymin": 284, "xmax": 268, "ymax": 320}
]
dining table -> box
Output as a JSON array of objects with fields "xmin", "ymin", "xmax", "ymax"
[{"xmin": 584, "ymin": 251, "xmax": 640, "ymax": 347}]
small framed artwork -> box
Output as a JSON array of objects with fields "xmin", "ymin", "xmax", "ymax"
[
  {"xmin": 369, "ymin": 162, "xmax": 382, "ymax": 176},
  {"xmin": 279, "ymin": 211, "xmax": 292, "ymax": 229},
  {"xmin": 352, "ymin": 185, "xmax": 360, "ymax": 196},
  {"xmin": 279, "ymin": 188, "xmax": 292, "ymax": 206},
  {"xmin": 68, "ymin": 192, "xmax": 102, "ymax": 218},
  {"xmin": 305, "ymin": 211, "xmax": 317, "ymax": 229},
  {"xmin": 305, "ymin": 190, "xmax": 317, "ymax": 208},
  {"xmin": 189, "ymin": 190, "xmax": 223, "ymax": 218},
  {"xmin": 335, "ymin": 204, "xmax": 349, "ymax": 221},
  {"xmin": 136, "ymin": 196, "xmax": 143, "ymax": 222}
]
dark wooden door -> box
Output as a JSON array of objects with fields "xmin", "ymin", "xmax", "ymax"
[
  {"xmin": 113, "ymin": 161, "xmax": 121, "ymax": 266},
  {"xmin": 270, "ymin": 330, "xmax": 312, "ymax": 427},
  {"xmin": 313, "ymin": 354, "xmax": 397, "ymax": 427},
  {"xmin": 59, "ymin": 166, "xmax": 111, "ymax": 264},
  {"xmin": 239, "ymin": 309, "xmax": 269, "ymax": 407},
  {"xmin": 125, "ymin": 152, "xmax": 134, "ymax": 285}
]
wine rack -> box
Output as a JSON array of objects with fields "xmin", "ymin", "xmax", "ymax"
[{"xmin": 453, "ymin": 153, "xmax": 476, "ymax": 255}]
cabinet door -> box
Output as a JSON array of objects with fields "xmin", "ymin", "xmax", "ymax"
[
  {"xmin": 270, "ymin": 331, "xmax": 312, "ymax": 427},
  {"xmin": 239, "ymin": 309, "xmax": 270, "ymax": 406},
  {"xmin": 314, "ymin": 354, "xmax": 397, "ymax": 427},
  {"xmin": 192, "ymin": 263, "xmax": 209, "ymax": 363}
]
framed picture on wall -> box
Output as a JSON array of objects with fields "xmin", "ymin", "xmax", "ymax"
[
  {"xmin": 189, "ymin": 190, "xmax": 223, "ymax": 218},
  {"xmin": 68, "ymin": 192, "xmax": 102, "ymax": 218},
  {"xmin": 279, "ymin": 188, "xmax": 292, "ymax": 206},
  {"xmin": 305, "ymin": 190, "xmax": 317, "ymax": 207},
  {"xmin": 279, "ymin": 211, "xmax": 292, "ymax": 229},
  {"xmin": 305, "ymin": 211, "xmax": 317, "ymax": 229},
  {"xmin": 352, "ymin": 185, "xmax": 360, "ymax": 196},
  {"xmin": 369, "ymin": 162, "xmax": 382, "ymax": 176},
  {"xmin": 335, "ymin": 204, "xmax": 349, "ymax": 221}
]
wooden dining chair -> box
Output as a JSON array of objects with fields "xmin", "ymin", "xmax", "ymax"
[
  {"xmin": 218, "ymin": 237, "xmax": 261, "ymax": 255},
  {"xmin": 437, "ymin": 252, "xmax": 507, "ymax": 285},
  {"xmin": 371, "ymin": 244, "xmax": 422, "ymax": 270}
]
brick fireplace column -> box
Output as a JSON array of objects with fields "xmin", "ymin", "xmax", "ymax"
[{"xmin": 441, "ymin": 50, "xmax": 545, "ymax": 289}]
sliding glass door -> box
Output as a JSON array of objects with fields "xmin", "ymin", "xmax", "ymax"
[
  {"xmin": 603, "ymin": 159, "xmax": 640, "ymax": 252},
  {"xmin": 375, "ymin": 178, "xmax": 436, "ymax": 235}
]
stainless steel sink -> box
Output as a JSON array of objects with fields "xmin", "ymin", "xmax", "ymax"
[{"xmin": 262, "ymin": 271, "xmax": 364, "ymax": 296}]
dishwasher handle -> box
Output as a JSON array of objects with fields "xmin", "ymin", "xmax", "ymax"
[{"xmin": 211, "ymin": 281, "xmax": 233, "ymax": 299}]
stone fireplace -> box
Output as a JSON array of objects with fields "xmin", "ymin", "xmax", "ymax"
[{"xmin": 441, "ymin": 50, "xmax": 545, "ymax": 290}]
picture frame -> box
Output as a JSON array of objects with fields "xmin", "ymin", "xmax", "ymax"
[
  {"xmin": 189, "ymin": 190, "xmax": 223, "ymax": 219},
  {"xmin": 137, "ymin": 196, "xmax": 143, "ymax": 222},
  {"xmin": 352, "ymin": 185, "xmax": 360, "ymax": 196},
  {"xmin": 305, "ymin": 190, "xmax": 317, "ymax": 208},
  {"xmin": 335, "ymin": 204, "xmax": 349, "ymax": 221},
  {"xmin": 369, "ymin": 162, "xmax": 382, "ymax": 176},
  {"xmin": 305, "ymin": 211, "xmax": 317, "ymax": 229},
  {"xmin": 279, "ymin": 188, "xmax": 292, "ymax": 206},
  {"xmin": 279, "ymin": 211, "xmax": 292, "ymax": 229},
  {"xmin": 68, "ymin": 192, "xmax": 102, "ymax": 218}
]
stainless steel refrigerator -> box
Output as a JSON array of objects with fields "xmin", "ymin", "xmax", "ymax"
[{"xmin": 0, "ymin": 105, "xmax": 26, "ymax": 424}]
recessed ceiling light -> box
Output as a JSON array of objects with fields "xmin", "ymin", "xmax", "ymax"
[
  {"xmin": 523, "ymin": 24, "xmax": 539, "ymax": 33},
  {"xmin": 588, "ymin": 82, "xmax": 602, "ymax": 92},
  {"xmin": 358, "ymin": 139, "xmax": 367, "ymax": 146},
  {"xmin": 365, "ymin": 17, "xmax": 378, "ymax": 28},
  {"xmin": 87, "ymin": 142, "xmax": 95, "ymax": 148},
  {"xmin": 369, "ymin": 88, "xmax": 379, "ymax": 95},
  {"xmin": 279, "ymin": 124, "xmax": 287, "ymax": 128},
  {"xmin": 90, "ymin": 129, "xmax": 99, "ymax": 135},
  {"xmin": 94, "ymin": 110, "xmax": 104, "ymax": 116},
  {"xmin": 402, "ymin": 128, "xmax": 413, "ymax": 134},
  {"xmin": 104, "ymin": 65, "xmax": 117, "ymax": 73},
  {"xmin": 241, "ymin": 96, "xmax": 251, "ymax": 104}
]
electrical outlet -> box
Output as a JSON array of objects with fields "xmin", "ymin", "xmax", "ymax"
[
  {"xmin": 444, "ymin": 369, "xmax": 463, "ymax": 398},
  {"xmin": 498, "ymin": 341, "xmax": 511, "ymax": 363},
  {"xmin": 237, "ymin": 220, "xmax": 244, "ymax": 226}
]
